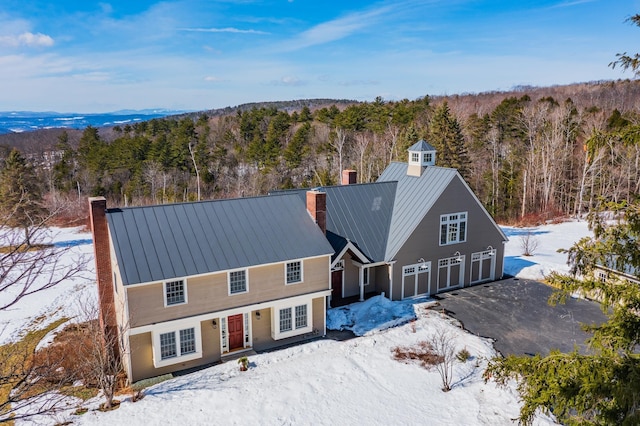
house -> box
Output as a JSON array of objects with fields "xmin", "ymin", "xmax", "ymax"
[
  {"xmin": 273, "ymin": 140, "xmax": 508, "ymax": 304},
  {"xmin": 89, "ymin": 139, "xmax": 507, "ymax": 383},
  {"xmin": 89, "ymin": 192, "xmax": 333, "ymax": 383}
]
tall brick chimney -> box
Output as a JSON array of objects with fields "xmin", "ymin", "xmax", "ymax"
[
  {"xmin": 88, "ymin": 197, "xmax": 120, "ymax": 362},
  {"xmin": 341, "ymin": 169, "xmax": 357, "ymax": 185},
  {"xmin": 306, "ymin": 190, "xmax": 326, "ymax": 234}
]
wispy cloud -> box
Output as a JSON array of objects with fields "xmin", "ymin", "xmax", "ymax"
[
  {"xmin": 204, "ymin": 75, "xmax": 224, "ymax": 82},
  {"xmin": 270, "ymin": 76, "xmax": 305, "ymax": 86},
  {"xmin": 338, "ymin": 79, "xmax": 378, "ymax": 87},
  {"xmin": 182, "ymin": 27, "xmax": 269, "ymax": 35},
  {"xmin": 0, "ymin": 32, "xmax": 54, "ymax": 48},
  {"xmin": 280, "ymin": 5, "xmax": 392, "ymax": 51},
  {"xmin": 549, "ymin": 0, "xmax": 595, "ymax": 9}
]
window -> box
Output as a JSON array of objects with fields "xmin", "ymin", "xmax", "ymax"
[
  {"xmin": 295, "ymin": 305, "xmax": 307, "ymax": 329},
  {"xmin": 279, "ymin": 307, "xmax": 292, "ymax": 332},
  {"xmin": 229, "ymin": 270, "xmax": 247, "ymax": 294},
  {"xmin": 424, "ymin": 152, "xmax": 433, "ymax": 163},
  {"xmin": 439, "ymin": 212, "xmax": 467, "ymax": 245},
  {"xmin": 286, "ymin": 261, "xmax": 302, "ymax": 284},
  {"xmin": 180, "ymin": 328, "xmax": 196, "ymax": 355},
  {"xmin": 165, "ymin": 280, "xmax": 186, "ymax": 306},
  {"xmin": 153, "ymin": 325, "xmax": 202, "ymax": 367},
  {"xmin": 411, "ymin": 152, "xmax": 420, "ymax": 163},
  {"xmin": 160, "ymin": 332, "xmax": 177, "ymax": 359},
  {"xmin": 363, "ymin": 268, "xmax": 369, "ymax": 286},
  {"xmin": 272, "ymin": 302, "xmax": 312, "ymax": 340}
]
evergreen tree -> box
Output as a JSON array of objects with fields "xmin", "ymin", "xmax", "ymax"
[
  {"xmin": 52, "ymin": 131, "xmax": 75, "ymax": 192},
  {"xmin": 486, "ymin": 199, "xmax": 640, "ymax": 425},
  {"xmin": 0, "ymin": 149, "xmax": 47, "ymax": 245},
  {"xmin": 429, "ymin": 102, "xmax": 470, "ymax": 178}
]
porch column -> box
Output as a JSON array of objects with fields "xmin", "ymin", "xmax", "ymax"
[{"xmin": 359, "ymin": 267, "xmax": 365, "ymax": 302}]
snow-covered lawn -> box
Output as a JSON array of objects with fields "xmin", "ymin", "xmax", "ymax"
[
  {"xmin": 1, "ymin": 220, "xmax": 593, "ymax": 425},
  {"xmin": 0, "ymin": 226, "xmax": 95, "ymax": 346},
  {"xmin": 72, "ymin": 299, "xmax": 555, "ymax": 426}
]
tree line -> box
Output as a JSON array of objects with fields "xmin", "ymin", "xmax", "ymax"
[{"xmin": 2, "ymin": 80, "xmax": 640, "ymax": 223}]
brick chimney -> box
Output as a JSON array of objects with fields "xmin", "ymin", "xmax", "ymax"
[
  {"xmin": 88, "ymin": 197, "xmax": 120, "ymax": 362},
  {"xmin": 306, "ymin": 190, "xmax": 326, "ymax": 234},
  {"xmin": 341, "ymin": 169, "xmax": 357, "ymax": 185}
]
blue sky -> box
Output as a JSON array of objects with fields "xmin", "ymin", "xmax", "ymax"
[{"xmin": 0, "ymin": 0, "xmax": 638, "ymax": 113}]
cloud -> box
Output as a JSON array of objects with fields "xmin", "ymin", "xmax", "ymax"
[
  {"xmin": 270, "ymin": 76, "xmax": 305, "ymax": 86},
  {"xmin": 338, "ymin": 79, "xmax": 379, "ymax": 87},
  {"xmin": 204, "ymin": 75, "xmax": 224, "ymax": 82},
  {"xmin": 0, "ymin": 32, "xmax": 54, "ymax": 48},
  {"xmin": 280, "ymin": 5, "xmax": 392, "ymax": 51},
  {"xmin": 549, "ymin": 0, "xmax": 595, "ymax": 8},
  {"xmin": 182, "ymin": 27, "xmax": 269, "ymax": 35}
]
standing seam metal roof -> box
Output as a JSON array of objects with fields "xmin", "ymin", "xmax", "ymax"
[
  {"xmin": 378, "ymin": 162, "xmax": 458, "ymax": 260},
  {"xmin": 106, "ymin": 193, "xmax": 334, "ymax": 286}
]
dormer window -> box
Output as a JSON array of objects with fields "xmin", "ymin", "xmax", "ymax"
[
  {"xmin": 424, "ymin": 152, "xmax": 433, "ymax": 163},
  {"xmin": 411, "ymin": 152, "xmax": 420, "ymax": 163}
]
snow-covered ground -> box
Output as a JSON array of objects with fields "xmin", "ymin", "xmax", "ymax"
[
  {"xmin": 1, "ymin": 220, "xmax": 593, "ymax": 425},
  {"xmin": 0, "ymin": 227, "xmax": 95, "ymax": 346},
  {"xmin": 502, "ymin": 219, "xmax": 590, "ymax": 279}
]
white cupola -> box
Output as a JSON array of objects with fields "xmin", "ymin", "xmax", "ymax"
[{"xmin": 407, "ymin": 139, "xmax": 436, "ymax": 177}]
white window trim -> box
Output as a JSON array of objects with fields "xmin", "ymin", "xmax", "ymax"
[
  {"xmin": 363, "ymin": 267, "xmax": 370, "ymax": 286},
  {"xmin": 152, "ymin": 322, "xmax": 202, "ymax": 368},
  {"xmin": 439, "ymin": 211, "xmax": 468, "ymax": 246},
  {"xmin": 410, "ymin": 151, "xmax": 420, "ymax": 164},
  {"xmin": 285, "ymin": 260, "xmax": 304, "ymax": 285},
  {"xmin": 271, "ymin": 301, "xmax": 312, "ymax": 340},
  {"xmin": 228, "ymin": 268, "xmax": 249, "ymax": 296},
  {"xmin": 163, "ymin": 279, "xmax": 188, "ymax": 307}
]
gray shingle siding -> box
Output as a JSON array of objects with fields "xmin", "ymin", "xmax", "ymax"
[{"xmin": 107, "ymin": 193, "xmax": 334, "ymax": 286}]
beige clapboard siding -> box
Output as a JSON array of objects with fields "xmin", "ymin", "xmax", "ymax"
[
  {"xmin": 127, "ymin": 256, "xmax": 330, "ymax": 328},
  {"xmin": 128, "ymin": 317, "xmax": 222, "ymax": 383}
]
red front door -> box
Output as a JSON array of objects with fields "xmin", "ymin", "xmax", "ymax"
[{"xmin": 228, "ymin": 314, "xmax": 244, "ymax": 351}]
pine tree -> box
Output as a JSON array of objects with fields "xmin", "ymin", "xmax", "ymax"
[
  {"xmin": 429, "ymin": 102, "xmax": 470, "ymax": 178},
  {"xmin": 0, "ymin": 149, "xmax": 47, "ymax": 245},
  {"xmin": 486, "ymin": 199, "xmax": 640, "ymax": 425}
]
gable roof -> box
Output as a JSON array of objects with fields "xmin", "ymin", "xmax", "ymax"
[
  {"xmin": 272, "ymin": 181, "xmax": 397, "ymax": 263},
  {"xmin": 378, "ymin": 162, "xmax": 458, "ymax": 259},
  {"xmin": 408, "ymin": 139, "xmax": 436, "ymax": 152},
  {"xmin": 106, "ymin": 193, "xmax": 334, "ymax": 286}
]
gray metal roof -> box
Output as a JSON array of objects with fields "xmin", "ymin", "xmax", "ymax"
[
  {"xmin": 106, "ymin": 194, "xmax": 334, "ymax": 286},
  {"xmin": 272, "ymin": 182, "xmax": 397, "ymax": 262},
  {"xmin": 408, "ymin": 139, "xmax": 436, "ymax": 152},
  {"xmin": 378, "ymin": 162, "xmax": 458, "ymax": 259},
  {"xmin": 324, "ymin": 182, "xmax": 397, "ymax": 262}
]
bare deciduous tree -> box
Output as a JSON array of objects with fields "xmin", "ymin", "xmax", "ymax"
[{"xmin": 429, "ymin": 327, "xmax": 457, "ymax": 392}]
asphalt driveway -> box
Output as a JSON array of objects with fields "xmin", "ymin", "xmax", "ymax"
[{"xmin": 434, "ymin": 277, "xmax": 608, "ymax": 356}]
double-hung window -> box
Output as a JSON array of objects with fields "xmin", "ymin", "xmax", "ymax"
[
  {"xmin": 440, "ymin": 212, "xmax": 467, "ymax": 245},
  {"xmin": 159, "ymin": 328, "xmax": 196, "ymax": 360},
  {"xmin": 286, "ymin": 261, "xmax": 302, "ymax": 284},
  {"xmin": 273, "ymin": 302, "xmax": 311, "ymax": 340},
  {"xmin": 157, "ymin": 326, "xmax": 199, "ymax": 366},
  {"xmin": 164, "ymin": 279, "xmax": 186, "ymax": 306},
  {"xmin": 229, "ymin": 270, "xmax": 248, "ymax": 295}
]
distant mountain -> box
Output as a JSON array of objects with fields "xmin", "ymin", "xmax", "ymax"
[{"xmin": 0, "ymin": 110, "xmax": 189, "ymax": 135}]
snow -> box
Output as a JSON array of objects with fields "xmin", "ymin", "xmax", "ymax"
[
  {"xmin": 0, "ymin": 227, "xmax": 96, "ymax": 345},
  {"xmin": 1, "ymin": 220, "xmax": 594, "ymax": 425},
  {"xmin": 502, "ymin": 219, "xmax": 591, "ymax": 280},
  {"xmin": 73, "ymin": 303, "xmax": 555, "ymax": 426}
]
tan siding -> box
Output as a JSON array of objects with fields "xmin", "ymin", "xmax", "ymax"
[
  {"xmin": 252, "ymin": 308, "xmax": 273, "ymax": 351},
  {"xmin": 342, "ymin": 252, "xmax": 360, "ymax": 297},
  {"xmin": 127, "ymin": 256, "xmax": 330, "ymax": 327},
  {"xmin": 312, "ymin": 297, "xmax": 324, "ymax": 333},
  {"xmin": 129, "ymin": 319, "xmax": 221, "ymax": 383},
  {"xmin": 391, "ymin": 176, "xmax": 505, "ymax": 298}
]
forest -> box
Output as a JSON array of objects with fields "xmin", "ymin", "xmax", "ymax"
[{"xmin": 2, "ymin": 79, "xmax": 640, "ymax": 224}]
